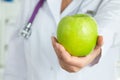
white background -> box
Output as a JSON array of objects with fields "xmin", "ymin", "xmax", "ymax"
[{"xmin": 0, "ymin": 0, "xmax": 21, "ymax": 79}]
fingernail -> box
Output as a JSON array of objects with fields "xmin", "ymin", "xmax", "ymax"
[{"xmin": 52, "ymin": 36, "xmax": 55, "ymax": 40}]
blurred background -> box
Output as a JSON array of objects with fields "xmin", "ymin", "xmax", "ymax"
[
  {"xmin": 0, "ymin": 0, "xmax": 21, "ymax": 80},
  {"xmin": 0, "ymin": 0, "xmax": 120, "ymax": 80}
]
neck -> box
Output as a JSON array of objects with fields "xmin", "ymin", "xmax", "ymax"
[{"xmin": 61, "ymin": 0, "xmax": 72, "ymax": 13}]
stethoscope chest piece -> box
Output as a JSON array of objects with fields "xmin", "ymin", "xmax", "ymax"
[{"xmin": 20, "ymin": 23, "xmax": 32, "ymax": 39}]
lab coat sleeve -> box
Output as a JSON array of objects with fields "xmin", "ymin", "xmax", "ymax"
[
  {"xmin": 4, "ymin": 33, "xmax": 27, "ymax": 80},
  {"xmin": 91, "ymin": 0, "xmax": 120, "ymax": 64}
]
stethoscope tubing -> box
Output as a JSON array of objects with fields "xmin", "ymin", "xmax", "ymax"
[{"xmin": 20, "ymin": 0, "xmax": 44, "ymax": 39}]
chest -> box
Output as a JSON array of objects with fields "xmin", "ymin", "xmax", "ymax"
[{"xmin": 22, "ymin": 0, "xmax": 103, "ymax": 24}]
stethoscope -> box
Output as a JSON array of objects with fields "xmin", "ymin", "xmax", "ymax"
[{"xmin": 20, "ymin": 0, "xmax": 44, "ymax": 39}]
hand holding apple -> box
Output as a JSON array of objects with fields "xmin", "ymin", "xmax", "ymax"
[
  {"xmin": 51, "ymin": 36, "xmax": 103, "ymax": 72},
  {"xmin": 51, "ymin": 14, "xmax": 103, "ymax": 72}
]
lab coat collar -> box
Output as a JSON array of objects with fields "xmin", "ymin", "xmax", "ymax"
[
  {"xmin": 60, "ymin": 0, "xmax": 84, "ymax": 18},
  {"xmin": 47, "ymin": 0, "xmax": 84, "ymax": 24},
  {"xmin": 47, "ymin": 0, "xmax": 62, "ymax": 24}
]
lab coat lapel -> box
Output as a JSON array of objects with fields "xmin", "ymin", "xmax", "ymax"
[
  {"xmin": 47, "ymin": 0, "xmax": 84, "ymax": 23},
  {"xmin": 61, "ymin": 0, "xmax": 84, "ymax": 18},
  {"xmin": 47, "ymin": 0, "xmax": 62, "ymax": 24}
]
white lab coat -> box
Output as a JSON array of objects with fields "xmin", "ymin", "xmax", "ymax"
[{"xmin": 4, "ymin": 0, "xmax": 120, "ymax": 80}]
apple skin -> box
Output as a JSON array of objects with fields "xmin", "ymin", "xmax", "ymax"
[{"xmin": 57, "ymin": 14, "xmax": 98, "ymax": 57}]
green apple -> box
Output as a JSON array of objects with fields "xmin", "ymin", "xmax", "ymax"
[{"xmin": 57, "ymin": 14, "xmax": 98, "ymax": 57}]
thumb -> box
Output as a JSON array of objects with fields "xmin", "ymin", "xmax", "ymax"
[
  {"xmin": 51, "ymin": 36, "xmax": 58, "ymax": 48},
  {"xmin": 95, "ymin": 35, "xmax": 104, "ymax": 49}
]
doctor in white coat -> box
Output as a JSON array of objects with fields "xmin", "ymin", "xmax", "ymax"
[{"xmin": 4, "ymin": 0, "xmax": 120, "ymax": 80}]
